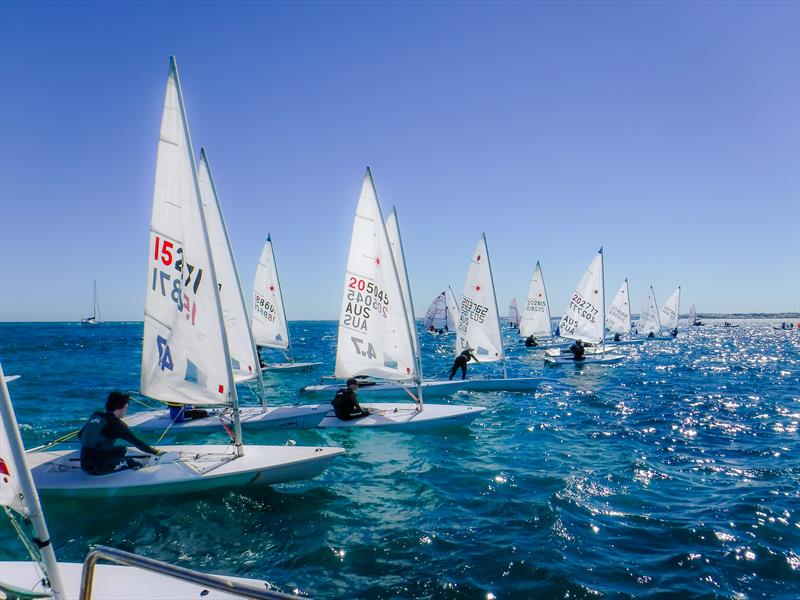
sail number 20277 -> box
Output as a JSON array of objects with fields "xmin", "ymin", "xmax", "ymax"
[{"xmin": 151, "ymin": 234, "xmax": 203, "ymax": 326}]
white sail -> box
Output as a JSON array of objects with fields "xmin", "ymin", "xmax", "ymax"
[
  {"xmin": 606, "ymin": 279, "xmax": 632, "ymax": 334},
  {"xmin": 423, "ymin": 292, "xmax": 449, "ymax": 331},
  {"xmin": 660, "ymin": 286, "xmax": 681, "ymax": 330},
  {"xmin": 456, "ymin": 234, "xmax": 505, "ymax": 364},
  {"xmin": 197, "ymin": 149, "xmax": 259, "ymax": 384},
  {"xmin": 251, "ymin": 236, "xmax": 291, "ymax": 352},
  {"xmin": 334, "ymin": 169, "xmax": 416, "ymax": 381},
  {"xmin": 637, "ymin": 286, "xmax": 661, "ymax": 335},
  {"xmin": 446, "ymin": 286, "xmax": 459, "ymax": 330},
  {"xmin": 557, "ymin": 249, "xmax": 605, "ymax": 345},
  {"xmin": 689, "ymin": 304, "xmax": 697, "ymax": 323},
  {"xmin": 141, "ymin": 58, "xmax": 232, "ymax": 407},
  {"xmin": 508, "ymin": 299, "xmax": 520, "ymax": 327},
  {"xmin": 386, "ymin": 207, "xmax": 420, "ymax": 359},
  {"xmin": 519, "ymin": 261, "xmax": 553, "ymax": 338}
]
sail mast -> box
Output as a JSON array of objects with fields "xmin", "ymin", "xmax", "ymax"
[
  {"xmin": 483, "ymin": 233, "xmax": 508, "ymax": 378},
  {"xmin": 170, "ymin": 57, "xmax": 242, "ymax": 455},
  {"xmin": 0, "ymin": 366, "xmax": 66, "ymax": 599}
]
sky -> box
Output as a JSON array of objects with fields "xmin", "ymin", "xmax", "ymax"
[{"xmin": 1, "ymin": 1, "xmax": 798, "ymax": 321}]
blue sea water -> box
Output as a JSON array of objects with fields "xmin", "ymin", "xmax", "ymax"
[{"xmin": 1, "ymin": 320, "xmax": 799, "ymax": 599}]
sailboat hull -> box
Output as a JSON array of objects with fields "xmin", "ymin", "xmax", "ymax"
[
  {"xmin": 0, "ymin": 561, "xmax": 269, "ymax": 600},
  {"xmin": 544, "ymin": 354, "xmax": 624, "ymax": 366},
  {"xmin": 301, "ymin": 377, "xmax": 547, "ymax": 398},
  {"xmin": 128, "ymin": 402, "xmax": 484, "ymax": 432},
  {"xmin": 262, "ymin": 361, "xmax": 322, "ymax": 372},
  {"xmin": 28, "ymin": 444, "xmax": 344, "ymax": 498}
]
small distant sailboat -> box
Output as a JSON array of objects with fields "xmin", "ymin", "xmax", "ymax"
[
  {"xmin": 519, "ymin": 261, "xmax": 561, "ymax": 347},
  {"xmin": 252, "ymin": 236, "xmax": 321, "ymax": 372},
  {"xmin": 30, "ymin": 58, "xmax": 343, "ymax": 494},
  {"xmin": 507, "ymin": 298, "xmax": 520, "ymax": 329},
  {"xmin": 602, "ymin": 278, "xmax": 645, "ymax": 346},
  {"xmin": 545, "ymin": 249, "xmax": 624, "ymax": 365},
  {"xmin": 423, "ymin": 290, "xmax": 457, "ymax": 334},
  {"xmin": 0, "ymin": 364, "xmax": 283, "ymax": 599},
  {"xmin": 300, "ymin": 170, "xmax": 487, "ymax": 426},
  {"xmin": 80, "ymin": 279, "xmax": 103, "ymax": 325},
  {"xmin": 689, "ymin": 304, "xmax": 704, "ymax": 326},
  {"xmin": 660, "ymin": 286, "xmax": 681, "ymax": 336}
]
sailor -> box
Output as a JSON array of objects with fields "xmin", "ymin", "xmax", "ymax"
[
  {"xmin": 569, "ymin": 339, "xmax": 586, "ymax": 361},
  {"xmin": 647, "ymin": 331, "xmax": 655, "ymax": 338},
  {"xmin": 449, "ymin": 347, "xmax": 479, "ymax": 380},
  {"xmin": 332, "ymin": 378, "xmax": 370, "ymax": 420},
  {"xmin": 79, "ymin": 391, "xmax": 162, "ymax": 475},
  {"xmin": 525, "ymin": 335, "xmax": 538, "ymax": 347},
  {"xmin": 613, "ymin": 333, "xmax": 621, "ymax": 342},
  {"xmin": 671, "ymin": 327, "xmax": 678, "ymax": 337}
]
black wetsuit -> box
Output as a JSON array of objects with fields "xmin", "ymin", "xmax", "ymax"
[
  {"xmin": 569, "ymin": 342, "xmax": 585, "ymax": 361},
  {"xmin": 525, "ymin": 335, "xmax": 538, "ymax": 348},
  {"xmin": 79, "ymin": 411, "xmax": 159, "ymax": 475},
  {"xmin": 449, "ymin": 350, "xmax": 477, "ymax": 380},
  {"xmin": 332, "ymin": 388, "xmax": 369, "ymax": 420}
]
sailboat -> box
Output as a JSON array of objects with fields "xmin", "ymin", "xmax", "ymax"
[
  {"xmin": 689, "ymin": 303, "xmax": 704, "ymax": 326},
  {"xmin": 602, "ymin": 278, "xmax": 645, "ymax": 346},
  {"xmin": 660, "ymin": 286, "xmax": 681, "ymax": 336},
  {"xmin": 28, "ymin": 58, "xmax": 342, "ymax": 495},
  {"xmin": 423, "ymin": 290, "xmax": 457, "ymax": 334},
  {"xmin": 299, "ymin": 170, "xmax": 487, "ymax": 426},
  {"xmin": 634, "ymin": 285, "xmax": 673, "ymax": 340},
  {"xmin": 80, "ymin": 279, "xmax": 102, "ymax": 325},
  {"xmin": 252, "ymin": 235, "xmax": 321, "ymax": 372},
  {"xmin": 507, "ymin": 298, "xmax": 520, "ymax": 329},
  {"xmin": 544, "ymin": 249, "xmax": 624, "ymax": 365},
  {"xmin": 518, "ymin": 261, "xmax": 563, "ymax": 348},
  {"xmin": 0, "ymin": 364, "xmax": 295, "ymax": 599}
]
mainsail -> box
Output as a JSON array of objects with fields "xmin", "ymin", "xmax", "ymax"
[
  {"xmin": 386, "ymin": 207, "xmax": 421, "ymax": 360},
  {"xmin": 519, "ymin": 261, "xmax": 553, "ymax": 338},
  {"xmin": 251, "ymin": 236, "xmax": 291, "ymax": 355},
  {"xmin": 456, "ymin": 234, "xmax": 505, "ymax": 368},
  {"xmin": 446, "ymin": 287, "xmax": 460, "ymax": 330},
  {"xmin": 141, "ymin": 57, "xmax": 233, "ymax": 407},
  {"xmin": 198, "ymin": 149, "xmax": 259, "ymax": 383},
  {"xmin": 606, "ymin": 279, "xmax": 632, "ymax": 335},
  {"xmin": 637, "ymin": 286, "xmax": 662, "ymax": 335},
  {"xmin": 508, "ymin": 299, "xmax": 520, "ymax": 327},
  {"xmin": 556, "ymin": 249, "xmax": 605, "ymax": 345},
  {"xmin": 660, "ymin": 286, "xmax": 681, "ymax": 330},
  {"xmin": 424, "ymin": 292, "xmax": 449, "ymax": 331},
  {"xmin": 334, "ymin": 169, "xmax": 416, "ymax": 381}
]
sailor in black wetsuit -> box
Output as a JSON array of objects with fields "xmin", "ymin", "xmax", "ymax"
[
  {"xmin": 79, "ymin": 392, "xmax": 162, "ymax": 475},
  {"xmin": 647, "ymin": 331, "xmax": 655, "ymax": 338},
  {"xmin": 525, "ymin": 335, "xmax": 538, "ymax": 348},
  {"xmin": 613, "ymin": 333, "xmax": 621, "ymax": 342},
  {"xmin": 671, "ymin": 327, "xmax": 678, "ymax": 337},
  {"xmin": 449, "ymin": 348, "xmax": 478, "ymax": 380},
  {"xmin": 569, "ymin": 340, "xmax": 586, "ymax": 361},
  {"xmin": 332, "ymin": 378, "xmax": 370, "ymax": 421}
]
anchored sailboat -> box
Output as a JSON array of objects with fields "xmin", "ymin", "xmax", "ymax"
[
  {"xmin": 545, "ymin": 249, "xmax": 623, "ymax": 365},
  {"xmin": 80, "ymin": 280, "xmax": 102, "ymax": 325},
  {"xmin": 252, "ymin": 236, "xmax": 321, "ymax": 372},
  {"xmin": 28, "ymin": 58, "xmax": 342, "ymax": 494}
]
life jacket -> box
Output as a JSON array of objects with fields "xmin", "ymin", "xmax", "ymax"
[{"xmin": 79, "ymin": 411, "xmax": 112, "ymax": 451}]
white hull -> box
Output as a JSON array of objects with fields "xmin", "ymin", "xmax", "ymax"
[
  {"xmin": 604, "ymin": 338, "xmax": 646, "ymax": 345},
  {"xmin": 544, "ymin": 345, "xmax": 618, "ymax": 357},
  {"xmin": 262, "ymin": 361, "xmax": 321, "ymax": 372},
  {"xmin": 128, "ymin": 402, "xmax": 484, "ymax": 432},
  {"xmin": 544, "ymin": 354, "xmax": 624, "ymax": 366},
  {"xmin": 0, "ymin": 561, "xmax": 269, "ymax": 600},
  {"xmin": 301, "ymin": 377, "xmax": 545, "ymax": 398},
  {"xmin": 28, "ymin": 444, "xmax": 344, "ymax": 498}
]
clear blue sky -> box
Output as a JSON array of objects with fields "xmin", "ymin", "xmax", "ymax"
[{"xmin": 1, "ymin": 1, "xmax": 798, "ymax": 321}]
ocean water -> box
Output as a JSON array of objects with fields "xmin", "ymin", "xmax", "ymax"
[{"xmin": 1, "ymin": 319, "xmax": 799, "ymax": 599}]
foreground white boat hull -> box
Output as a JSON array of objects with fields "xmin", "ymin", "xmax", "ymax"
[
  {"xmin": 262, "ymin": 361, "xmax": 321, "ymax": 372},
  {"xmin": 0, "ymin": 561, "xmax": 271, "ymax": 600},
  {"xmin": 28, "ymin": 444, "xmax": 344, "ymax": 498},
  {"xmin": 316, "ymin": 402, "xmax": 485, "ymax": 429},
  {"xmin": 544, "ymin": 354, "xmax": 624, "ymax": 366},
  {"xmin": 300, "ymin": 377, "xmax": 546, "ymax": 399}
]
